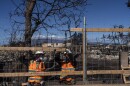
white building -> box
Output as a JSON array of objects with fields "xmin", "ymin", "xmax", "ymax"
[{"xmin": 42, "ymin": 43, "xmax": 71, "ymax": 47}]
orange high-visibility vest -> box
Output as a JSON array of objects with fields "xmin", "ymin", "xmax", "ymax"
[
  {"xmin": 28, "ymin": 60, "xmax": 45, "ymax": 83},
  {"xmin": 61, "ymin": 62, "xmax": 75, "ymax": 71},
  {"xmin": 60, "ymin": 62, "xmax": 75, "ymax": 81}
]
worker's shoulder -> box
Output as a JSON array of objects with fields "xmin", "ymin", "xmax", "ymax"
[{"xmin": 30, "ymin": 60, "xmax": 35, "ymax": 63}]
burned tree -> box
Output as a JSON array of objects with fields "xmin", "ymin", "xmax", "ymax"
[
  {"xmin": 10, "ymin": 0, "xmax": 87, "ymax": 46},
  {"xmin": 128, "ymin": 0, "xmax": 130, "ymax": 7}
]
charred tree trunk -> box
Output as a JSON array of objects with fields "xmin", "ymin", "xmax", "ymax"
[{"xmin": 25, "ymin": 0, "xmax": 36, "ymax": 46}]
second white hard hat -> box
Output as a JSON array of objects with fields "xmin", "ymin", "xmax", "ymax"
[{"xmin": 35, "ymin": 51, "xmax": 44, "ymax": 54}]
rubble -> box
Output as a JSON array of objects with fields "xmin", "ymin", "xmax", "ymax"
[
  {"xmin": 0, "ymin": 50, "xmax": 31, "ymax": 85},
  {"xmin": 0, "ymin": 50, "xmax": 122, "ymax": 85}
]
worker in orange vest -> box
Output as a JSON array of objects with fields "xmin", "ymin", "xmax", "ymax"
[
  {"xmin": 60, "ymin": 49, "xmax": 76, "ymax": 85},
  {"xmin": 27, "ymin": 51, "xmax": 46, "ymax": 86}
]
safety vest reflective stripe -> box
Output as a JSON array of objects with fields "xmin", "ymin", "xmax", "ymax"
[
  {"xmin": 29, "ymin": 70, "xmax": 36, "ymax": 72},
  {"xmin": 28, "ymin": 76, "xmax": 43, "ymax": 83},
  {"xmin": 62, "ymin": 68, "xmax": 75, "ymax": 70},
  {"xmin": 28, "ymin": 70, "xmax": 42, "ymax": 72},
  {"xmin": 28, "ymin": 79, "xmax": 42, "ymax": 83},
  {"xmin": 28, "ymin": 77, "xmax": 42, "ymax": 80}
]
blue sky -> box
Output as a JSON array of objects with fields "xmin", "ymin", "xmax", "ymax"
[
  {"xmin": 86, "ymin": 0, "xmax": 130, "ymax": 42},
  {"xmin": 87, "ymin": 0, "xmax": 130, "ymax": 28},
  {"xmin": 0, "ymin": 0, "xmax": 130, "ymax": 44}
]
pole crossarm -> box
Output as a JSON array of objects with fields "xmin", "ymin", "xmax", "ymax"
[
  {"xmin": 0, "ymin": 47, "xmax": 65, "ymax": 51},
  {"xmin": 70, "ymin": 28, "xmax": 130, "ymax": 32},
  {"xmin": 1, "ymin": 70, "xmax": 130, "ymax": 77}
]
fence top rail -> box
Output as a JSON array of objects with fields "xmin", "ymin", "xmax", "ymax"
[
  {"xmin": 70, "ymin": 28, "xmax": 130, "ymax": 32},
  {"xmin": 0, "ymin": 47, "xmax": 65, "ymax": 51},
  {"xmin": 1, "ymin": 70, "xmax": 130, "ymax": 77}
]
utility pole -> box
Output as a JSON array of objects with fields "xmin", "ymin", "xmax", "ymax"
[
  {"xmin": 61, "ymin": 30, "xmax": 69, "ymax": 48},
  {"xmin": 83, "ymin": 17, "xmax": 87, "ymax": 84}
]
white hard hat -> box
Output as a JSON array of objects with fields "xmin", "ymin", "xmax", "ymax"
[
  {"xmin": 35, "ymin": 51, "xmax": 44, "ymax": 54},
  {"xmin": 64, "ymin": 51, "xmax": 67, "ymax": 54},
  {"xmin": 66, "ymin": 49, "xmax": 72, "ymax": 53},
  {"xmin": 64, "ymin": 49, "xmax": 72, "ymax": 54}
]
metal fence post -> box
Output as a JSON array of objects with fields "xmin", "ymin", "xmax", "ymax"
[{"xmin": 83, "ymin": 17, "xmax": 87, "ymax": 84}]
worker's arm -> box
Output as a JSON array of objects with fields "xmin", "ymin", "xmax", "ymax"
[{"xmin": 44, "ymin": 61, "xmax": 59, "ymax": 71}]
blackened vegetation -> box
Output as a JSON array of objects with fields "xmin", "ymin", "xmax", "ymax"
[
  {"xmin": 0, "ymin": 47, "xmax": 125, "ymax": 85},
  {"xmin": 0, "ymin": 51, "xmax": 32, "ymax": 85}
]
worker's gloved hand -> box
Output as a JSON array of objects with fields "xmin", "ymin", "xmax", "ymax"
[
  {"xmin": 43, "ymin": 57, "xmax": 48, "ymax": 62},
  {"xmin": 66, "ymin": 49, "xmax": 72, "ymax": 53},
  {"xmin": 36, "ymin": 57, "xmax": 43, "ymax": 62},
  {"xmin": 40, "ymin": 81, "xmax": 45, "ymax": 85},
  {"xmin": 49, "ymin": 57, "xmax": 54, "ymax": 61}
]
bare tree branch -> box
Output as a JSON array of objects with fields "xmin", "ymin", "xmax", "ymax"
[{"xmin": 10, "ymin": 0, "xmax": 87, "ymax": 46}]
